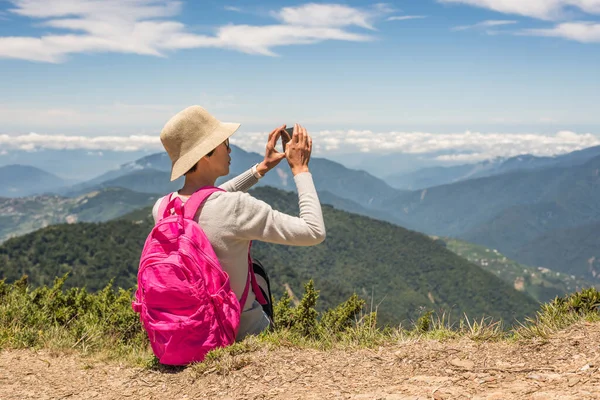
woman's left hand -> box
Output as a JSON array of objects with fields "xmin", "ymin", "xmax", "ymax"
[{"xmin": 257, "ymin": 125, "xmax": 289, "ymax": 176}]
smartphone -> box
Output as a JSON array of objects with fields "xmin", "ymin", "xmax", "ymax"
[{"xmin": 282, "ymin": 126, "xmax": 294, "ymax": 152}]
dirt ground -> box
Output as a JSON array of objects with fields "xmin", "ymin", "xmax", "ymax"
[{"xmin": 1, "ymin": 322, "xmax": 599, "ymax": 400}]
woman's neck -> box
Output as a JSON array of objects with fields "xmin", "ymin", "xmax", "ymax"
[{"xmin": 178, "ymin": 174, "xmax": 217, "ymax": 196}]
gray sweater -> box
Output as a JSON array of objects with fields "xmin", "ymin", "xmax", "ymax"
[{"xmin": 152, "ymin": 168, "xmax": 326, "ymax": 310}]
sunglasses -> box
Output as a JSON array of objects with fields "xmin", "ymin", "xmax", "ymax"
[{"xmin": 223, "ymin": 138, "xmax": 230, "ymax": 151}]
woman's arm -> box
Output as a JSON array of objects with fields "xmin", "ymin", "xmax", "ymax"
[
  {"xmin": 219, "ymin": 168, "xmax": 260, "ymax": 192},
  {"xmin": 231, "ymin": 124, "xmax": 324, "ymax": 245},
  {"xmin": 231, "ymin": 172, "xmax": 326, "ymax": 246}
]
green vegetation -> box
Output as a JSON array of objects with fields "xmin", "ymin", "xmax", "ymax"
[
  {"xmin": 515, "ymin": 288, "xmax": 600, "ymax": 339},
  {"xmin": 0, "ymin": 218, "xmax": 149, "ymax": 290},
  {"xmin": 0, "ymin": 275, "xmax": 147, "ymax": 364},
  {"xmin": 1, "ymin": 275, "xmax": 598, "ymax": 371},
  {"xmin": 0, "ymin": 186, "xmax": 539, "ymax": 325},
  {"xmin": 442, "ymin": 237, "xmax": 599, "ymax": 303}
]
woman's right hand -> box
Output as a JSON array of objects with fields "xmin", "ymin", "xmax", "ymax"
[{"xmin": 285, "ymin": 123, "xmax": 312, "ymax": 176}]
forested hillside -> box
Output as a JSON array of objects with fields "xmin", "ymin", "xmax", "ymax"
[{"xmin": 0, "ymin": 187, "xmax": 538, "ymax": 325}]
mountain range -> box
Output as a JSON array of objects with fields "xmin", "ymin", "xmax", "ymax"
[
  {"xmin": 63, "ymin": 145, "xmax": 402, "ymax": 216},
  {"xmin": 379, "ymin": 154, "xmax": 600, "ymax": 281},
  {"xmin": 386, "ymin": 145, "xmax": 600, "ymax": 190},
  {"xmin": 0, "ymin": 148, "xmax": 154, "ymax": 181},
  {"xmin": 4, "ymin": 143, "xmax": 600, "ymax": 286}
]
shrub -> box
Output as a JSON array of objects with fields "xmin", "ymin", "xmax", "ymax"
[{"xmin": 0, "ymin": 274, "xmax": 148, "ymax": 362}]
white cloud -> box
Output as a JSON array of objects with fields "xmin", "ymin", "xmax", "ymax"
[
  {"xmin": 387, "ymin": 15, "xmax": 427, "ymax": 21},
  {"xmin": 224, "ymin": 6, "xmax": 242, "ymax": 12},
  {"xmin": 5, "ymin": 130, "xmax": 593, "ymax": 164},
  {"xmin": 453, "ymin": 20, "xmax": 517, "ymax": 31},
  {"xmin": 0, "ymin": 1, "xmax": 385, "ymax": 62},
  {"xmin": 236, "ymin": 130, "xmax": 600, "ymax": 161},
  {"xmin": 0, "ymin": 132, "xmax": 163, "ymax": 152},
  {"xmin": 439, "ymin": 0, "xmax": 600, "ymax": 20},
  {"xmin": 274, "ymin": 3, "xmax": 381, "ymax": 29},
  {"xmin": 0, "ymin": 130, "xmax": 600, "ymax": 161},
  {"xmin": 524, "ymin": 21, "xmax": 600, "ymax": 43}
]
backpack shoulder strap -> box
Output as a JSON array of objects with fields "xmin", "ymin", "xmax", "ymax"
[
  {"xmin": 183, "ymin": 186, "xmax": 226, "ymax": 220},
  {"xmin": 156, "ymin": 193, "xmax": 174, "ymax": 222}
]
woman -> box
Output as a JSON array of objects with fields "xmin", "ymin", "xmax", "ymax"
[{"xmin": 152, "ymin": 105, "xmax": 326, "ymax": 340}]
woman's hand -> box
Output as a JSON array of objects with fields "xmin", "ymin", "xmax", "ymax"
[
  {"xmin": 285, "ymin": 124, "xmax": 312, "ymax": 176},
  {"xmin": 256, "ymin": 125, "xmax": 288, "ymax": 176}
]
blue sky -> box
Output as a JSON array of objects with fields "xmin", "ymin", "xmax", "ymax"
[{"xmin": 1, "ymin": 0, "xmax": 600, "ymax": 164}]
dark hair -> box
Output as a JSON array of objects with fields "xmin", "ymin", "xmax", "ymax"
[{"xmin": 184, "ymin": 149, "xmax": 215, "ymax": 176}]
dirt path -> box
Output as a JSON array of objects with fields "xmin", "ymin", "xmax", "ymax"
[{"xmin": 1, "ymin": 323, "xmax": 599, "ymax": 400}]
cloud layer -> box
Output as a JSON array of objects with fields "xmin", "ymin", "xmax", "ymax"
[
  {"xmin": 439, "ymin": 0, "xmax": 600, "ymax": 20},
  {"xmin": 2, "ymin": 130, "xmax": 598, "ymax": 163},
  {"xmin": 453, "ymin": 20, "xmax": 517, "ymax": 32},
  {"xmin": 442, "ymin": 0, "xmax": 600, "ymax": 43},
  {"xmin": 0, "ymin": 1, "xmax": 389, "ymax": 62},
  {"xmin": 525, "ymin": 22, "xmax": 600, "ymax": 43}
]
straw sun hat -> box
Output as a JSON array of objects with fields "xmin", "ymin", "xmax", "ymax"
[{"xmin": 160, "ymin": 106, "xmax": 240, "ymax": 181}]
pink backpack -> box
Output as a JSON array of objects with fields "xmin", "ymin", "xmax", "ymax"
[{"xmin": 132, "ymin": 187, "xmax": 266, "ymax": 365}]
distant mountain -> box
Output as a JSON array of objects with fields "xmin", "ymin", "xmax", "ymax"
[
  {"xmin": 0, "ymin": 188, "xmax": 159, "ymax": 243},
  {"xmin": 0, "ymin": 186, "xmax": 539, "ymax": 326},
  {"xmin": 67, "ymin": 169, "xmax": 181, "ymax": 197},
  {"xmin": 512, "ymin": 221, "xmax": 600, "ymax": 282},
  {"xmin": 387, "ymin": 145, "xmax": 600, "ymax": 190},
  {"xmin": 0, "ymin": 165, "xmax": 68, "ymax": 197},
  {"xmin": 441, "ymin": 237, "xmax": 599, "ymax": 303},
  {"xmin": 461, "ymin": 202, "xmax": 587, "ymax": 257},
  {"xmin": 70, "ymin": 145, "xmax": 401, "ymax": 210},
  {"xmin": 380, "ymin": 154, "xmax": 600, "ymax": 241},
  {"xmin": 0, "ymin": 149, "xmax": 151, "ymax": 181},
  {"xmin": 386, "ymin": 161, "xmax": 503, "ymax": 191},
  {"xmin": 62, "ymin": 152, "xmax": 173, "ymax": 195},
  {"xmin": 326, "ymin": 152, "xmax": 451, "ymax": 180}
]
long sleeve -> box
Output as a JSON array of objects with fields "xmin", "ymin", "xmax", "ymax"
[
  {"xmin": 219, "ymin": 168, "xmax": 259, "ymax": 193},
  {"xmin": 230, "ymin": 172, "xmax": 326, "ymax": 246}
]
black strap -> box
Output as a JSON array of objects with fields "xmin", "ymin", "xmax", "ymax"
[{"xmin": 252, "ymin": 259, "xmax": 274, "ymax": 325}]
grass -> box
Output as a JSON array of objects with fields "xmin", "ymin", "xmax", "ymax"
[{"xmin": 1, "ymin": 275, "xmax": 599, "ymax": 372}]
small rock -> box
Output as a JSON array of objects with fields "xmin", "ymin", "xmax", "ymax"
[
  {"xmin": 527, "ymin": 374, "xmax": 546, "ymax": 382},
  {"xmin": 450, "ymin": 358, "xmax": 474, "ymax": 370},
  {"xmin": 581, "ymin": 364, "xmax": 591, "ymax": 371},
  {"xmin": 477, "ymin": 376, "xmax": 497, "ymax": 384},
  {"xmin": 568, "ymin": 377, "xmax": 580, "ymax": 387}
]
